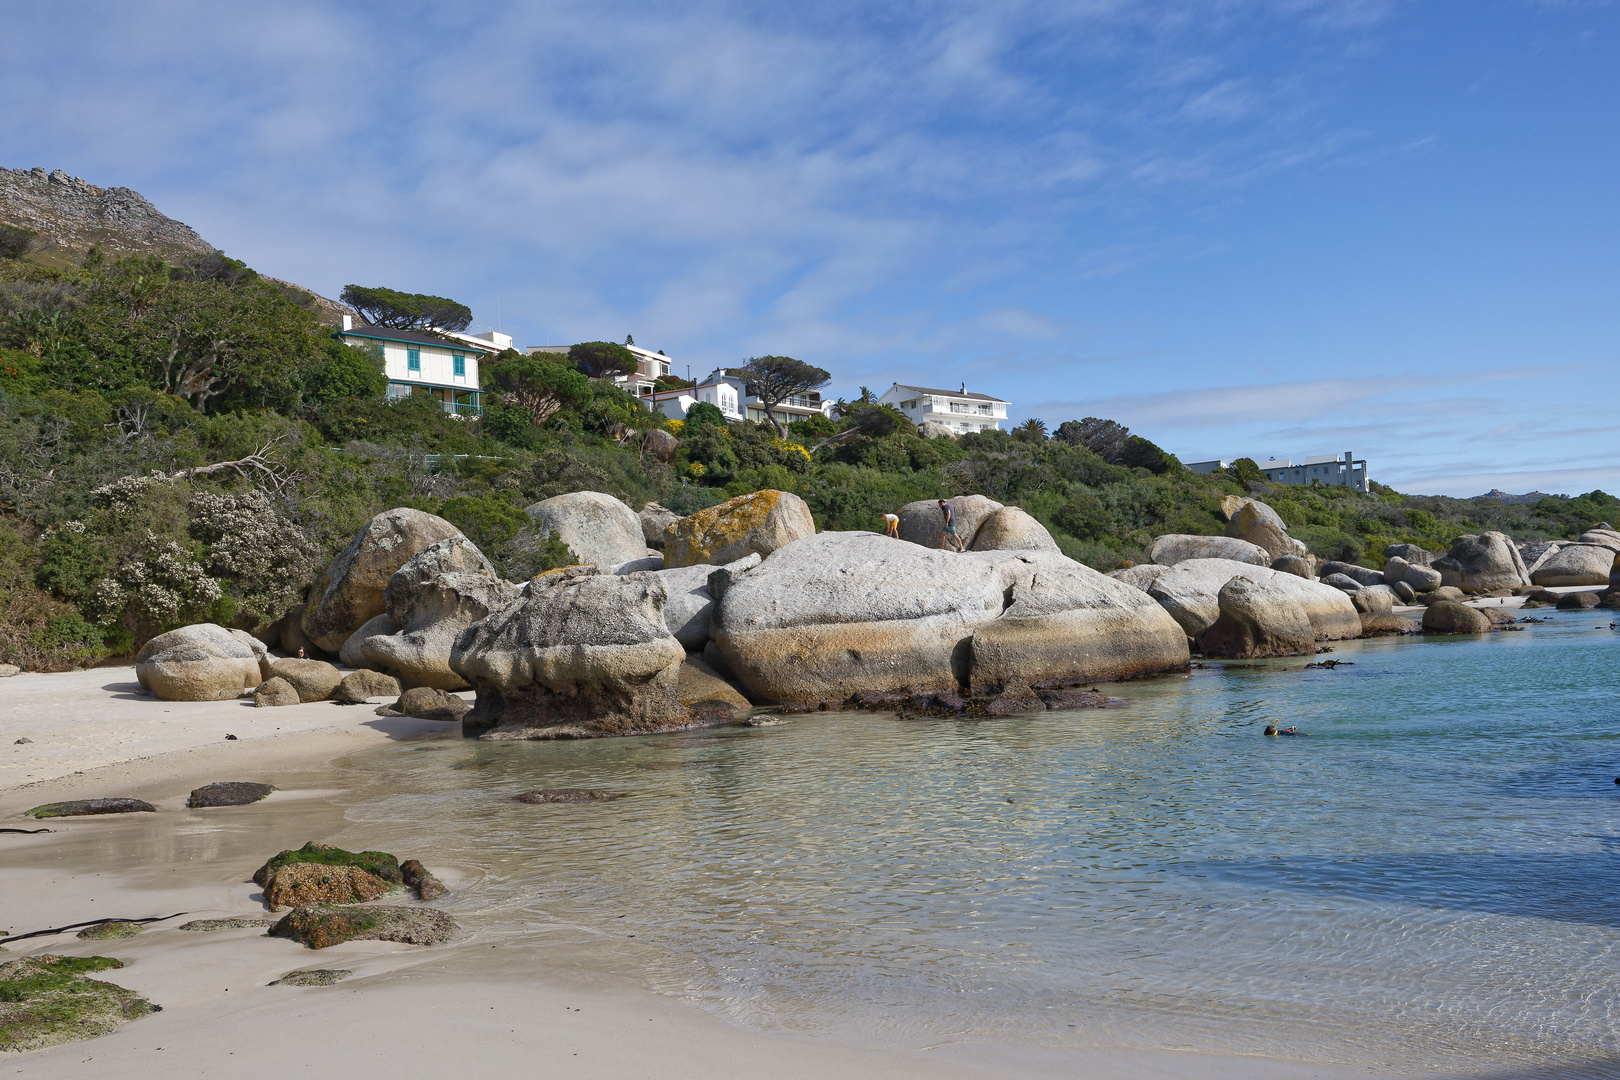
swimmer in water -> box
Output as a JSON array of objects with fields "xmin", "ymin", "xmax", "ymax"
[
  {"xmin": 1279, "ymin": 726, "xmax": 1306, "ymax": 736},
  {"xmin": 1264, "ymin": 724, "xmax": 1278, "ymax": 736}
]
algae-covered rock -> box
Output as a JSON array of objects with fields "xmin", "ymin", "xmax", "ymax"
[
  {"xmin": 400, "ymin": 859, "xmax": 447, "ymax": 901},
  {"xmin": 187, "ymin": 781, "xmax": 275, "ymax": 808},
  {"xmin": 270, "ymin": 969, "xmax": 351, "ymax": 987},
  {"xmin": 262, "ymin": 864, "xmax": 394, "ymax": 911},
  {"xmin": 178, "ymin": 918, "xmax": 276, "ymax": 931},
  {"xmin": 75, "ymin": 921, "xmax": 143, "ymax": 941},
  {"xmin": 26, "ymin": 798, "xmax": 155, "ymax": 819},
  {"xmin": 513, "ymin": 788, "xmax": 623, "ymax": 803},
  {"xmin": 252, "ymin": 841, "xmax": 403, "ymax": 888},
  {"xmin": 269, "ymin": 905, "xmax": 458, "ymax": 950},
  {"xmin": 0, "ymin": 955, "xmax": 157, "ymax": 1052},
  {"xmin": 663, "ymin": 489, "xmax": 815, "ymax": 568}
]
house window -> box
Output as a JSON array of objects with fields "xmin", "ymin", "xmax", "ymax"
[
  {"xmin": 453, "ymin": 354, "xmax": 465, "ymax": 377},
  {"xmin": 407, "ymin": 348, "xmax": 421, "ymax": 373}
]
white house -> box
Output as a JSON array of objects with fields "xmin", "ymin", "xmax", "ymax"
[
  {"xmin": 527, "ymin": 342, "xmax": 672, "ymax": 400},
  {"xmin": 336, "ymin": 315, "xmax": 485, "ymax": 416},
  {"xmin": 644, "ymin": 376, "xmax": 748, "ymax": 423},
  {"xmin": 644, "ymin": 367, "xmax": 835, "ymax": 426},
  {"xmin": 877, "ymin": 382, "xmax": 1008, "ymax": 434},
  {"xmin": 444, "ymin": 329, "xmax": 514, "ymax": 355},
  {"xmin": 1186, "ymin": 451, "xmax": 1370, "ymax": 492}
]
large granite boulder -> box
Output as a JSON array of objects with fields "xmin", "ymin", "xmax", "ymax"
[
  {"xmin": 363, "ymin": 573, "xmax": 520, "ymax": 690},
  {"xmin": 1146, "ymin": 559, "xmax": 1361, "ymax": 642},
  {"xmin": 1382, "ymin": 556, "xmax": 1412, "ymax": 586},
  {"xmin": 268, "ymin": 658, "xmax": 343, "ymax": 703},
  {"xmin": 1147, "ymin": 534, "xmax": 1270, "ymax": 567},
  {"xmin": 301, "ymin": 509, "xmax": 462, "ymax": 653},
  {"xmin": 450, "ymin": 567, "xmax": 688, "ymax": 738},
  {"xmin": 136, "ymin": 623, "xmax": 264, "ymax": 701},
  {"xmin": 970, "ymin": 507, "xmax": 1060, "ymax": 553},
  {"xmin": 896, "ymin": 495, "xmax": 1002, "ymax": 549},
  {"xmin": 1223, "ymin": 499, "xmax": 1306, "ymax": 561},
  {"xmin": 1194, "ymin": 576, "xmax": 1316, "ymax": 658},
  {"xmin": 228, "ymin": 629, "xmax": 273, "ymax": 680},
  {"xmin": 1108, "ymin": 564, "xmax": 1167, "ymax": 591},
  {"xmin": 253, "ymin": 676, "xmax": 300, "ymax": 707},
  {"xmin": 1321, "ymin": 573, "xmax": 1363, "ymax": 592},
  {"xmin": 711, "ymin": 532, "xmax": 1188, "ymax": 705},
  {"xmin": 643, "ymin": 428, "xmax": 678, "ymax": 463},
  {"xmin": 1575, "ymin": 528, "xmax": 1620, "ymax": 552},
  {"xmin": 382, "ymin": 537, "xmax": 496, "ymax": 624},
  {"xmin": 332, "ymin": 669, "xmax": 402, "ymax": 704},
  {"xmin": 1271, "ymin": 554, "xmax": 1315, "ymax": 579},
  {"xmin": 1438, "ymin": 532, "xmax": 1530, "ymax": 594},
  {"xmin": 1531, "ymin": 543, "xmax": 1615, "ymax": 587},
  {"xmin": 339, "ymin": 613, "xmax": 398, "ymax": 669},
  {"xmin": 1320, "ymin": 561, "xmax": 1384, "ymax": 587},
  {"xmin": 1519, "ymin": 542, "xmax": 1563, "ymax": 579},
  {"xmin": 917, "ymin": 421, "xmax": 957, "ymax": 440},
  {"xmin": 1350, "ymin": 584, "xmax": 1397, "ymax": 615},
  {"xmin": 1384, "ymin": 543, "xmax": 1438, "ymax": 567},
  {"xmin": 1404, "ymin": 564, "xmax": 1443, "ymax": 592},
  {"xmin": 639, "ymin": 502, "xmax": 681, "ymax": 549},
  {"xmin": 651, "ymin": 562, "xmax": 722, "ymax": 650},
  {"xmin": 524, "ymin": 491, "xmax": 644, "ymax": 567},
  {"xmin": 1422, "ymin": 600, "xmax": 1492, "ymax": 634},
  {"xmin": 664, "ymin": 489, "xmax": 816, "ymax": 568}
]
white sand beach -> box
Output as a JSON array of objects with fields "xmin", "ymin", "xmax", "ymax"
[{"xmin": 1, "ymin": 667, "xmax": 1459, "ymax": 1079}]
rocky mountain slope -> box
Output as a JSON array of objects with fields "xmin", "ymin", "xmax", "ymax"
[{"xmin": 0, "ymin": 166, "xmax": 216, "ymax": 262}]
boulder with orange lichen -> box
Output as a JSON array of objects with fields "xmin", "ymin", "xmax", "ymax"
[{"xmin": 662, "ymin": 490, "xmax": 815, "ymax": 568}]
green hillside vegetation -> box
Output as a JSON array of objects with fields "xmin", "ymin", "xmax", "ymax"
[{"xmin": 2, "ymin": 248, "xmax": 1614, "ymax": 670}]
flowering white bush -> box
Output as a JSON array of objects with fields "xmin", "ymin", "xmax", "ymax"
[
  {"xmin": 189, "ymin": 490, "xmax": 318, "ymax": 617},
  {"xmin": 91, "ymin": 535, "xmax": 221, "ymax": 627}
]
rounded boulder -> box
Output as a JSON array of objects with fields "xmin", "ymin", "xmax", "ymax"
[
  {"xmin": 664, "ymin": 490, "xmax": 816, "ymax": 568},
  {"xmin": 136, "ymin": 623, "xmax": 264, "ymax": 702},
  {"xmin": 524, "ymin": 491, "xmax": 645, "ymax": 567},
  {"xmin": 970, "ymin": 507, "xmax": 1060, "ymax": 553},
  {"xmin": 302, "ymin": 509, "xmax": 463, "ymax": 653}
]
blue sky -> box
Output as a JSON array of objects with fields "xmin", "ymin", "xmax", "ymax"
[{"xmin": 4, "ymin": 0, "xmax": 1617, "ymax": 496}]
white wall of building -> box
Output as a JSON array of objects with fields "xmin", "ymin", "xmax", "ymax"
[{"xmin": 878, "ymin": 383, "xmax": 1007, "ymax": 434}]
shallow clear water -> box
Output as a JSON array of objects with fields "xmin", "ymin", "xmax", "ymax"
[{"xmin": 343, "ymin": 612, "xmax": 1620, "ymax": 1075}]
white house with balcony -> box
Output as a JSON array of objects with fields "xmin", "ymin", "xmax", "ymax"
[
  {"xmin": 878, "ymin": 382, "xmax": 1008, "ymax": 434},
  {"xmin": 336, "ymin": 316, "xmax": 485, "ymax": 416},
  {"xmin": 644, "ymin": 376, "xmax": 748, "ymax": 423},
  {"xmin": 527, "ymin": 342, "xmax": 673, "ymax": 400}
]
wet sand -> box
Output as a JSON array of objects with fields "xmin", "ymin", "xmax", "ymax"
[{"xmin": 1, "ymin": 667, "xmax": 1436, "ymax": 1078}]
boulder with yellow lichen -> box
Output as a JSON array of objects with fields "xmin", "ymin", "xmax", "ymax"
[{"xmin": 663, "ymin": 489, "xmax": 816, "ymax": 569}]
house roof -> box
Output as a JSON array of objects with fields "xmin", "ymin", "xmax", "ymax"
[
  {"xmin": 889, "ymin": 383, "xmax": 1008, "ymax": 403},
  {"xmin": 336, "ymin": 326, "xmax": 489, "ymax": 354}
]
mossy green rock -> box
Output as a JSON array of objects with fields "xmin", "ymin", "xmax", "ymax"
[
  {"xmin": 0, "ymin": 955, "xmax": 157, "ymax": 1052},
  {"xmin": 75, "ymin": 921, "xmax": 143, "ymax": 941},
  {"xmin": 270, "ymin": 968, "xmax": 351, "ymax": 987},
  {"xmin": 270, "ymin": 905, "xmax": 457, "ymax": 950},
  {"xmin": 251, "ymin": 841, "xmax": 402, "ymax": 888}
]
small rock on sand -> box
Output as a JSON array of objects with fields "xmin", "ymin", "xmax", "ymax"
[
  {"xmin": 263, "ymin": 864, "xmax": 395, "ymax": 911},
  {"xmin": 187, "ymin": 781, "xmax": 275, "ymax": 808},
  {"xmin": 26, "ymin": 798, "xmax": 156, "ymax": 819},
  {"xmin": 400, "ymin": 859, "xmax": 448, "ymax": 901}
]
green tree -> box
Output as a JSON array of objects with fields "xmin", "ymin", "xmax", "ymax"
[
  {"xmin": 305, "ymin": 340, "xmax": 386, "ymax": 407},
  {"xmin": 739, "ymin": 355, "xmax": 830, "ymax": 436},
  {"xmin": 1224, "ymin": 457, "xmax": 1264, "ymax": 485},
  {"xmin": 1014, "ymin": 417, "xmax": 1048, "ymax": 442},
  {"xmin": 682, "ymin": 401, "xmax": 727, "ymax": 432},
  {"xmin": 489, "ymin": 353, "xmax": 593, "ymax": 426},
  {"xmin": 568, "ymin": 341, "xmax": 638, "ymax": 380},
  {"xmin": 340, "ymin": 285, "xmax": 472, "ymax": 332}
]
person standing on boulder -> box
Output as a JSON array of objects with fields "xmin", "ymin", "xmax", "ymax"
[
  {"xmin": 883, "ymin": 512, "xmax": 900, "ymax": 538},
  {"xmin": 939, "ymin": 500, "xmax": 965, "ymax": 552}
]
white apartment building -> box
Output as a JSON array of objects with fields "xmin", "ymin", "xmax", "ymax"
[
  {"xmin": 336, "ymin": 316, "xmax": 485, "ymax": 416},
  {"xmin": 878, "ymin": 382, "xmax": 1008, "ymax": 434},
  {"xmin": 1186, "ymin": 450, "xmax": 1370, "ymax": 492}
]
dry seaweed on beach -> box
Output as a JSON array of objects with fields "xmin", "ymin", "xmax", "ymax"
[{"xmin": 0, "ymin": 955, "xmax": 158, "ymax": 1052}]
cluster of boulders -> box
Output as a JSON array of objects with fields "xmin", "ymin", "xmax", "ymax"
[{"xmin": 133, "ymin": 487, "xmax": 1619, "ymax": 732}]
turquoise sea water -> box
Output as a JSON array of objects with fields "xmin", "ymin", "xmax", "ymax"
[{"xmin": 344, "ymin": 611, "xmax": 1620, "ymax": 1076}]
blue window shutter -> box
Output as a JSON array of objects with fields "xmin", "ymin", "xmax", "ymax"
[
  {"xmin": 408, "ymin": 348, "xmax": 421, "ymax": 372},
  {"xmin": 453, "ymin": 353, "xmax": 465, "ymax": 377}
]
